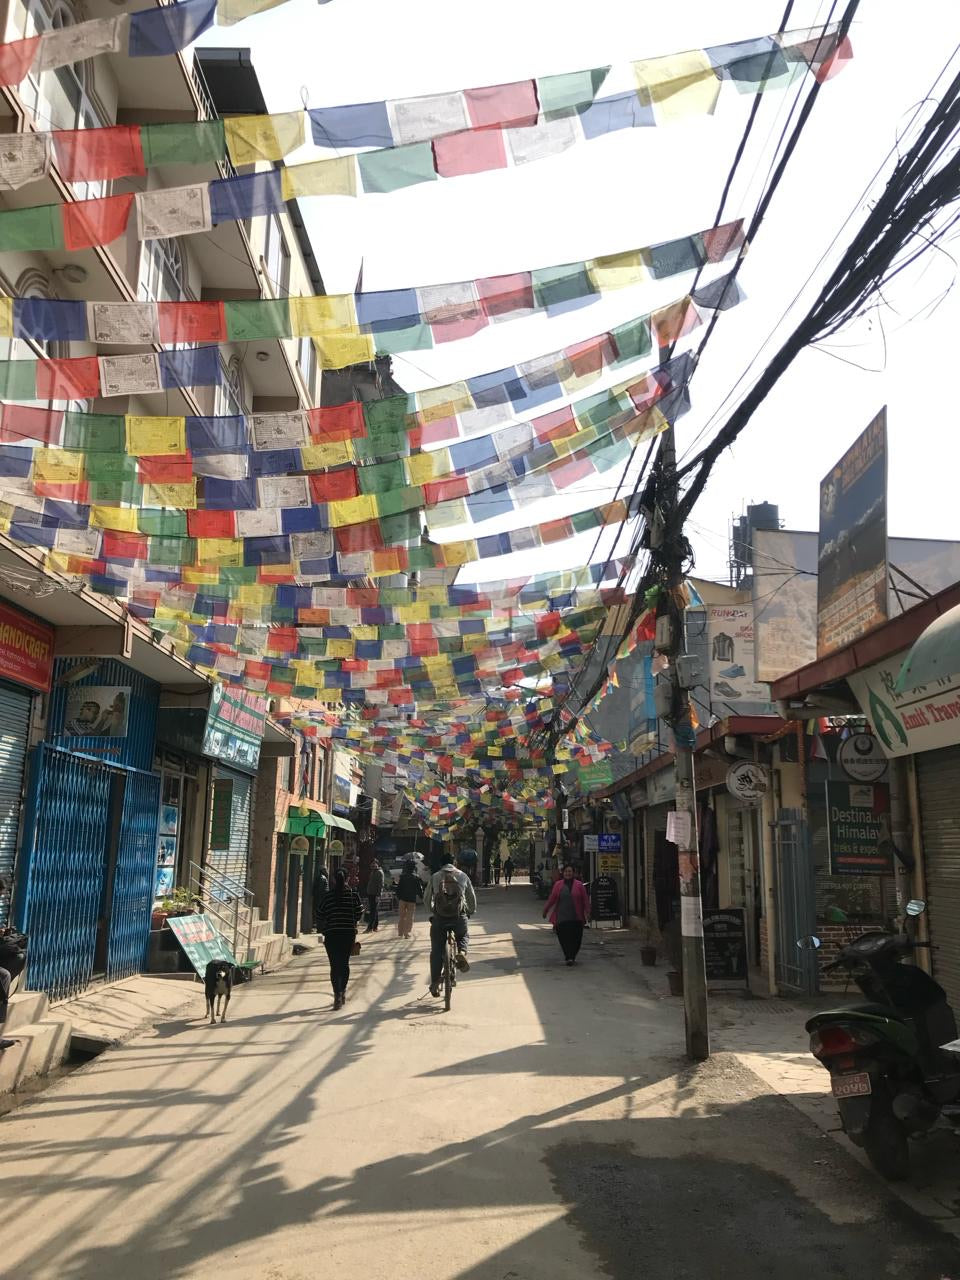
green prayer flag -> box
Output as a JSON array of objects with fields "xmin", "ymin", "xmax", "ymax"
[
  {"xmin": 358, "ymin": 142, "xmax": 437, "ymax": 194},
  {"xmin": 63, "ymin": 412, "xmax": 124, "ymax": 453},
  {"xmin": 138, "ymin": 509, "xmax": 188, "ymax": 537},
  {"xmin": 141, "ymin": 120, "xmax": 226, "ymax": 167},
  {"xmin": 358, "ymin": 458, "xmax": 405, "ymax": 496},
  {"xmin": 0, "ymin": 361, "xmax": 37, "ymax": 401},
  {"xmin": 379, "ymin": 510, "xmax": 420, "ymax": 545},
  {"xmin": 374, "ymin": 324, "xmax": 433, "ymax": 356},
  {"xmin": 86, "ymin": 452, "xmax": 136, "ymax": 481},
  {"xmin": 219, "ymin": 566, "xmax": 258, "ymax": 585},
  {"xmin": 363, "ymin": 396, "xmax": 408, "ymax": 437},
  {"xmin": 149, "ymin": 536, "xmax": 195, "ymax": 566},
  {"xmin": 531, "ymin": 263, "xmax": 597, "ymax": 311},
  {"xmin": 375, "ymin": 484, "xmax": 422, "ymax": 519},
  {"xmin": 610, "ymin": 316, "xmax": 652, "ymax": 363},
  {"xmin": 536, "ymin": 67, "xmax": 610, "ymax": 115},
  {"xmin": 646, "ymin": 235, "xmax": 704, "ymax": 279},
  {"xmin": 88, "ymin": 479, "xmax": 142, "ymax": 504},
  {"xmin": 224, "ymin": 299, "xmax": 292, "ymax": 342},
  {"xmin": 0, "ymin": 204, "xmax": 64, "ymax": 253}
]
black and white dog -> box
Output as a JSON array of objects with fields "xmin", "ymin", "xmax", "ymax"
[{"xmin": 204, "ymin": 960, "xmax": 233, "ymax": 1024}]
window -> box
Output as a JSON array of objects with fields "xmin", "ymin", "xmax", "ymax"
[
  {"xmin": 297, "ymin": 333, "xmax": 316, "ymax": 403},
  {"xmin": 214, "ymin": 357, "xmax": 246, "ymax": 418},
  {"xmin": 24, "ymin": 0, "xmax": 108, "ymax": 198},
  {"xmin": 263, "ymin": 216, "xmax": 290, "ymax": 297},
  {"xmin": 139, "ymin": 238, "xmax": 186, "ymax": 306}
]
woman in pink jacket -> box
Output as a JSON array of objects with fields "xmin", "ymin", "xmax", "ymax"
[{"xmin": 542, "ymin": 864, "xmax": 590, "ymax": 965}]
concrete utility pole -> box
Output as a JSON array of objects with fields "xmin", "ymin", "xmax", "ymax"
[{"xmin": 654, "ymin": 424, "xmax": 710, "ymax": 1062}]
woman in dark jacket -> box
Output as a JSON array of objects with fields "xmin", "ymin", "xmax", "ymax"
[
  {"xmin": 395, "ymin": 860, "xmax": 424, "ymax": 938},
  {"xmin": 316, "ymin": 869, "xmax": 364, "ymax": 1009}
]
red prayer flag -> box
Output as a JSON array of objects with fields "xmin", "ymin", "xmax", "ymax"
[
  {"xmin": 815, "ymin": 35, "xmax": 853, "ymax": 82},
  {"xmin": 478, "ymin": 272, "xmax": 535, "ymax": 319},
  {"xmin": 308, "ymin": 402, "xmax": 365, "ymax": 442},
  {"xmin": 62, "ymin": 192, "xmax": 134, "ymax": 251},
  {"xmin": 335, "ymin": 519, "xmax": 384, "ymax": 554},
  {"xmin": 465, "ymin": 80, "xmax": 539, "ymax": 129},
  {"xmin": 533, "ymin": 405, "xmax": 577, "ymax": 444},
  {"xmin": 701, "ymin": 219, "xmax": 744, "ymax": 262},
  {"xmin": 413, "ymin": 415, "xmax": 459, "ymax": 448},
  {"xmin": 433, "ymin": 127, "xmax": 507, "ymax": 178},
  {"xmin": 34, "ymin": 479, "xmax": 89, "ymax": 503},
  {"xmin": 157, "ymin": 301, "xmax": 226, "ymax": 345},
  {"xmin": 137, "ymin": 454, "xmax": 194, "ymax": 484},
  {"xmin": 36, "ymin": 356, "xmax": 101, "ymax": 401},
  {"xmin": 103, "ymin": 530, "xmax": 148, "ymax": 561},
  {"xmin": 186, "ymin": 509, "xmax": 235, "ymax": 537},
  {"xmin": 540, "ymin": 516, "xmax": 574, "ymax": 544},
  {"xmin": 0, "ymin": 36, "xmax": 40, "ymax": 88},
  {"xmin": 423, "ymin": 475, "xmax": 469, "ymax": 506},
  {"xmin": 566, "ymin": 334, "xmax": 616, "ymax": 379},
  {"xmin": 309, "ymin": 468, "xmax": 359, "ymax": 502},
  {"xmin": 53, "ymin": 126, "xmax": 145, "ymax": 183},
  {"xmin": 551, "ymin": 455, "xmax": 594, "ymax": 489},
  {"xmin": 0, "ymin": 402, "xmax": 63, "ymax": 445}
]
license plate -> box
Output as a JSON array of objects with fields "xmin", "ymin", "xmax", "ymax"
[{"xmin": 832, "ymin": 1072, "xmax": 872, "ymax": 1098}]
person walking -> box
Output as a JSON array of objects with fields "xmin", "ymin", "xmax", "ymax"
[
  {"xmin": 395, "ymin": 859, "xmax": 423, "ymax": 938},
  {"xmin": 542, "ymin": 864, "xmax": 590, "ymax": 965},
  {"xmin": 493, "ymin": 852, "xmax": 502, "ymax": 885},
  {"xmin": 316, "ymin": 869, "xmax": 363, "ymax": 1009},
  {"xmin": 503, "ymin": 856, "xmax": 514, "ymax": 886},
  {"xmin": 312, "ymin": 861, "xmax": 329, "ymax": 935},
  {"xmin": 365, "ymin": 858, "xmax": 384, "ymax": 933}
]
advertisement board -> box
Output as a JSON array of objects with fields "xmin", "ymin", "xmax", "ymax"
[
  {"xmin": 165, "ymin": 913, "xmax": 236, "ymax": 976},
  {"xmin": 64, "ymin": 685, "xmax": 130, "ymax": 737},
  {"xmin": 0, "ymin": 601, "xmax": 54, "ymax": 692},
  {"xmin": 826, "ymin": 781, "xmax": 895, "ymax": 875},
  {"xmin": 706, "ymin": 605, "xmax": 772, "ymax": 710},
  {"xmin": 817, "ymin": 410, "xmax": 888, "ymax": 657},
  {"xmin": 848, "ymin": 649, "xmax": 960, "ymax": 759},
  {"xmin": 201, "ymin": 683, "xmax": 267, "ymax": 774}
]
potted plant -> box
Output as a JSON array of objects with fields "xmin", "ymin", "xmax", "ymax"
[
  {"xmin": 151, "ymin": 887, "xmax": 199, "ymax": 930},
  {"xmin": 635, "ymin": 919, "xmax": 661, "ymax": 967}
]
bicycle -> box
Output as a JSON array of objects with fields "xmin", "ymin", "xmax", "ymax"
[{"xmin": 442, "ymin": 924, "xmax": 458, "ymax": 1011}]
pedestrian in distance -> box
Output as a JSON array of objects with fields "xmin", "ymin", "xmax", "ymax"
[
  {"xmin": 365, "ymin": 858, "xmax": 385, "ymax": 933},
  {"xmin": 395, "ymin": 859, "xmax": 424, "ymax": 938},
  {"xmin": 504, "ymin": 856, "xmax": 514, "ymax": 886},
  {"xmin": 316, "ymin": 869, "xmax": 363, "ymax": 1009},
  {"xmin": 493, "ymin": 851, "xmax": 502, "ymax": 885},
  {"xmin": 313, "ymin": 861, "xmax": 329, "ymax": 936},
  {"xmin": 543, "ymin": 864, "xmax": 590, "ymax": 965}
]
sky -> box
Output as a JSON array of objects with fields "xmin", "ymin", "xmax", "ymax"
[{"xmin": 199, "ymin": 0, "xmax": 960, "ymax": 587}]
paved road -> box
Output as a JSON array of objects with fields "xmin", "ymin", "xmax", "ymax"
[{"xmin": 1, "ymin": 890, "xmax": 958, "ymax": 1279}]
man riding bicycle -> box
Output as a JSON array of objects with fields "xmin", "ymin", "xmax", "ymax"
[{"xmin": 424, "ymin": 853, "xmax": 477, "ymax": 998}]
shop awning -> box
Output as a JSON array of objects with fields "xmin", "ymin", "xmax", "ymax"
[
  {"xmin": 895, "ymin": 602, "xmax": 960, "ymax": 692},
  {"xmin": 285, "ymin": 800, "xmax": 356, "ymax": 838}
]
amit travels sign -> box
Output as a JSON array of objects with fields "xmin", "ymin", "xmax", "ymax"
[{"xmin": 848, "ymin": 648, "xmax": 960, "ymax": 759}]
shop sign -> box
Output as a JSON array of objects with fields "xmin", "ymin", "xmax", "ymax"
[
  {"xmin": 583, "ymin": 834, "xmax": 599, "ymax": 853},
  {"xmin": 817, "ymin": 409, "xmax": 888, "ymax": 657},
  {"xmin": 165, "ymin": 913, "xmax": 235, "ymax": 976},
  {"xmin": 703, "ymin": 908, "xmax": 748, "ymax": 983},
  {"xmin": 598, "ymin": 853, "xmax": 623, "ymax": 875},
  {"xmin": 848, "ymin": 648, "xmax": 960, "ymax": 759},
  {"xmin": 328, "ymin": 838, "xmax": 345, "ymax": 856},
  {"xmin": 838, "ymin": 732, "xmax": 888, "ymax": 782},
  {"xmin": 201, "ymin": 684, "xmax": 267, "ymax": 774},
  {"xmin": 726, "ymin": 761, "xmax": 769, "ymax": 806},
  {"xmin": 598, "ymin": 833, "xmax": 621, "ymax": 853},
  {"xmin": 0, "ymin": 600, "xmax": 53, "ymax": 692},
  {"xmin": 290, "ymin": 836, "xmax": 310, "ymax": 856},
  {"xmin": 64, "ymin": 684, "xmax": 130, "ymax": 737},
  {"xmin": 590, "ymin": 874, "xmax": 621, "ymax": 922},
  {"xmin": 648, "ymin": 764, "xmax": 676, "ymax": 805},
  {"xmin": 826, "ymin": 781, "xmax": 895, "ymax": 876}
]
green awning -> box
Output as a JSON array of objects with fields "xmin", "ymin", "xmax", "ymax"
[
  {"xmin": 322, "ymin": 811, "xmax": 356, "ymax": 833},
  {"xmin": 284, "ymin": 802, "xmax": 356, "ymax": 838}
]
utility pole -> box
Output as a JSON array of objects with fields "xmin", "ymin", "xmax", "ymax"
[{"xmin": 653, "ymin": 423, "xmax": 710, "ymax": 1062}]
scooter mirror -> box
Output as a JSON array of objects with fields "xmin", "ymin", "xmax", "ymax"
[
  {"xmin": 905, "ymin": 899, "xmax": 927, "ymax": 917},
  {"xmin": 796, "ymin": 935, "xmax": 822, "ymax": 950}
]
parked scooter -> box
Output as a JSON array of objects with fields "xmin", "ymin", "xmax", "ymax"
[{"xmin": 799, "ymin": 901, "xmax": 960, "ymax": 1180}]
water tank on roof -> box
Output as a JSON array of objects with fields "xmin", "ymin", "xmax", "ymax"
[{"xmin": 747, "ymin": 503, "xmax": 780, "ymax": 531}]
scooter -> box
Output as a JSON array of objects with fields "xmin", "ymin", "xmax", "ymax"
[{"xmin": 799, "ymin": 901, "xmax": 960, "ymax": 1181}]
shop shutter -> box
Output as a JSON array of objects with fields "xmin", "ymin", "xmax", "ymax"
[
  {"xmin": 0, "ymin": 685, "xmax": 31, "ymax": 926},
  {"xmin": 918, "ymin": 746, "xmax": 960, "ymax": 1010},
  {"xmin": 208, "ymin": 768, "xmax": 252, "ymax": 893}
]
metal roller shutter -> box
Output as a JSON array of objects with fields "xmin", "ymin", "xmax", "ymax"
[
  {"xmin": 208, "ymin": 767, "xmax": 252, "ymax": 893},
  {"xmin": 0, "ymin": 685, "xmax": 31, "ymax": 926},
  {"xmin": 917, "ymin": 745, "xmax": 960, "ymax": 1010}
]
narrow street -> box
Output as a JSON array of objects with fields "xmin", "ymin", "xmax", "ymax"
[{"xmin": 1, "ymin": 890, "xmax": 957, "ymax": 1280}]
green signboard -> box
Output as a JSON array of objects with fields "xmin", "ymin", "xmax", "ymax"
[
  {"xmin": 201, "ymin": 684, "xmax": 268, "ymax": 774},
  {"xmin": 165, "ymin": 913, "xmax": 236, "ymax": 976},
  {"xmin": 826, "ymin": 780, "xmax": 894, "ymax": 876}
]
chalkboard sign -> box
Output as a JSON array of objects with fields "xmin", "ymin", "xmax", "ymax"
[
  {"xmin": 591, "ymin": 875, "xmax": 621, "ymax": 923},
  {"xmin": 703, "ymin": 908, "xmax": 748, "ymax": 984}
]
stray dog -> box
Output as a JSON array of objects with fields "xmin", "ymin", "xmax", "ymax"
[{"xmin": 204, "ymin": 960, "xmax": 233, "ymax": 1024}]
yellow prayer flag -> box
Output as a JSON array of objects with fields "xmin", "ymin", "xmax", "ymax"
[
  {"xmin": 125, "ymin": 415, "xmax": 186, "ymax": 457},
  {"xmin": 416, "ymin": 586, "xmax": 447, "ymax": 606},
  {"xmin": 182, "ymin": 567, "xmax": 221, "ymax": 584},
  {"xmin": 396, "ymin": 603, "xmax": 431, "ymax": 622},
  {"xmin": 300, "ymin": 440, "xmax": 354, "ymax": 470},
  {"xmin": 313, "ymin": 330, "xmax": 375, "ymax": 368},
  {"xmin": 143, "ymin": 480, "xmax": 196, "ymax": 509},
  {"xmin": 587, "ymin": 249, "xmax": 647, "ymax": 291},
  {"xmin": 90, "ymin": 504, "xmax": 139, "ymax": 531},
  {"xmin": 405, "ymin": 451, "xmax": 443, "ymax": 486},
  {"xmin": 225, "ymin": 111, "xmax": 305, "ymax": 166},
  {"xmin": 216, "ymin": 0, "xmax": 288, "ymax": 24},
  {"xmin": 291, "ymin": 294, "xmax": 358, "ymax": 336},
  {"xmin": 235, "ymin": 584, "xmax": 273, "ymax": 606},
  {"xmin": 327, "ymin": 638, "xmax": 355, "ymax": 659},
  {"xmin": 281, "ymin": 156, "xmax": 357, "ymax": 200},
  {"xmin": 328, "ymin": 493, "xmax": 378, "ymax": 527},
  {"xmin": 0, "ymin": 296, "xmax": 12, "ymax": 338},
  {"xmin": 463, "ymin": 632, "xmax": 487, "ymax": 653},
  {"xmin": 439, "ymin": 541, "xmax": 474, "ymax": 567},
  {"xmin": 33, "ymin": 449, "xmax": 83, "ymax": 484},
  {"xmin": 633, "ymin": 51, "xmax": 721, "ymax": 121},
  {"xmin": 352, "ymin": 625, "xmax": 379, "ymax": 641},
  {"xmin": 197, "ymin": 537, "xmax": 244, "ymax": 566},
  {"xmin": 415, "ymin": 382, "xmax": 472, "ymax": 425},
  {"xmin": 424, "ymin": 497, "xmax": 467, "ymax": 530}
]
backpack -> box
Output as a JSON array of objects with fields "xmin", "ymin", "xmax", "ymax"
[{"xmin": 433, "ymin": 870, "xmax": 464, "ymax": 919}]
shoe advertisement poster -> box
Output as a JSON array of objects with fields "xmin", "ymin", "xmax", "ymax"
[{"xmin": 706, "ymin": 606, "xmax": 772, "ymax": 712}]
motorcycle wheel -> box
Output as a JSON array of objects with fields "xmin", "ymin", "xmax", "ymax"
[{"xmin": 863, "ymin": 1105, "xmax": 909, "ymax": 1181}]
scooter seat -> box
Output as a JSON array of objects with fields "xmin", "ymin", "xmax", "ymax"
[{"xmin": 806, "ymin": 1003, "xmax": 907, "ymax": 1032}]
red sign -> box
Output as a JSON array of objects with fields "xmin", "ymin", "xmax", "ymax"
[{"xmin": 0, "ymin": 601, "xmax": 54, "ymax": 692}]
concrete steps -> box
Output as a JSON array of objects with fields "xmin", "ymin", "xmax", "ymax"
[{"xmin": 0, "ymin": 990, "xmax": 72, "ymax": 1093}]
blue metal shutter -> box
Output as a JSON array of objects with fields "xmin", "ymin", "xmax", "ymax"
[{"xmin": 0, "ymin": 685, "xmax": 31, "ymax": 926}]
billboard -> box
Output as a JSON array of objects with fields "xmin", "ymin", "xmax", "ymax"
[
  {"xmin": 754, "ymin": 529, "xmax": 960, "ymax": 683},
  {"xmin": 817, "ymin": 409, "xmax": 888, "ymax": 657},
  {"xmin": 706, "ymin": 605, "xmax": 772, "ymax": 711}
]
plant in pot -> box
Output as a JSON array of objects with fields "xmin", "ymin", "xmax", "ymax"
[
  {"xmin": 152, "ymin": 886, "xmax": 199, "ymax": 930},
  {"xmin": 635, "ymin": 919, "xmax": 661, "ymax": 967}
]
